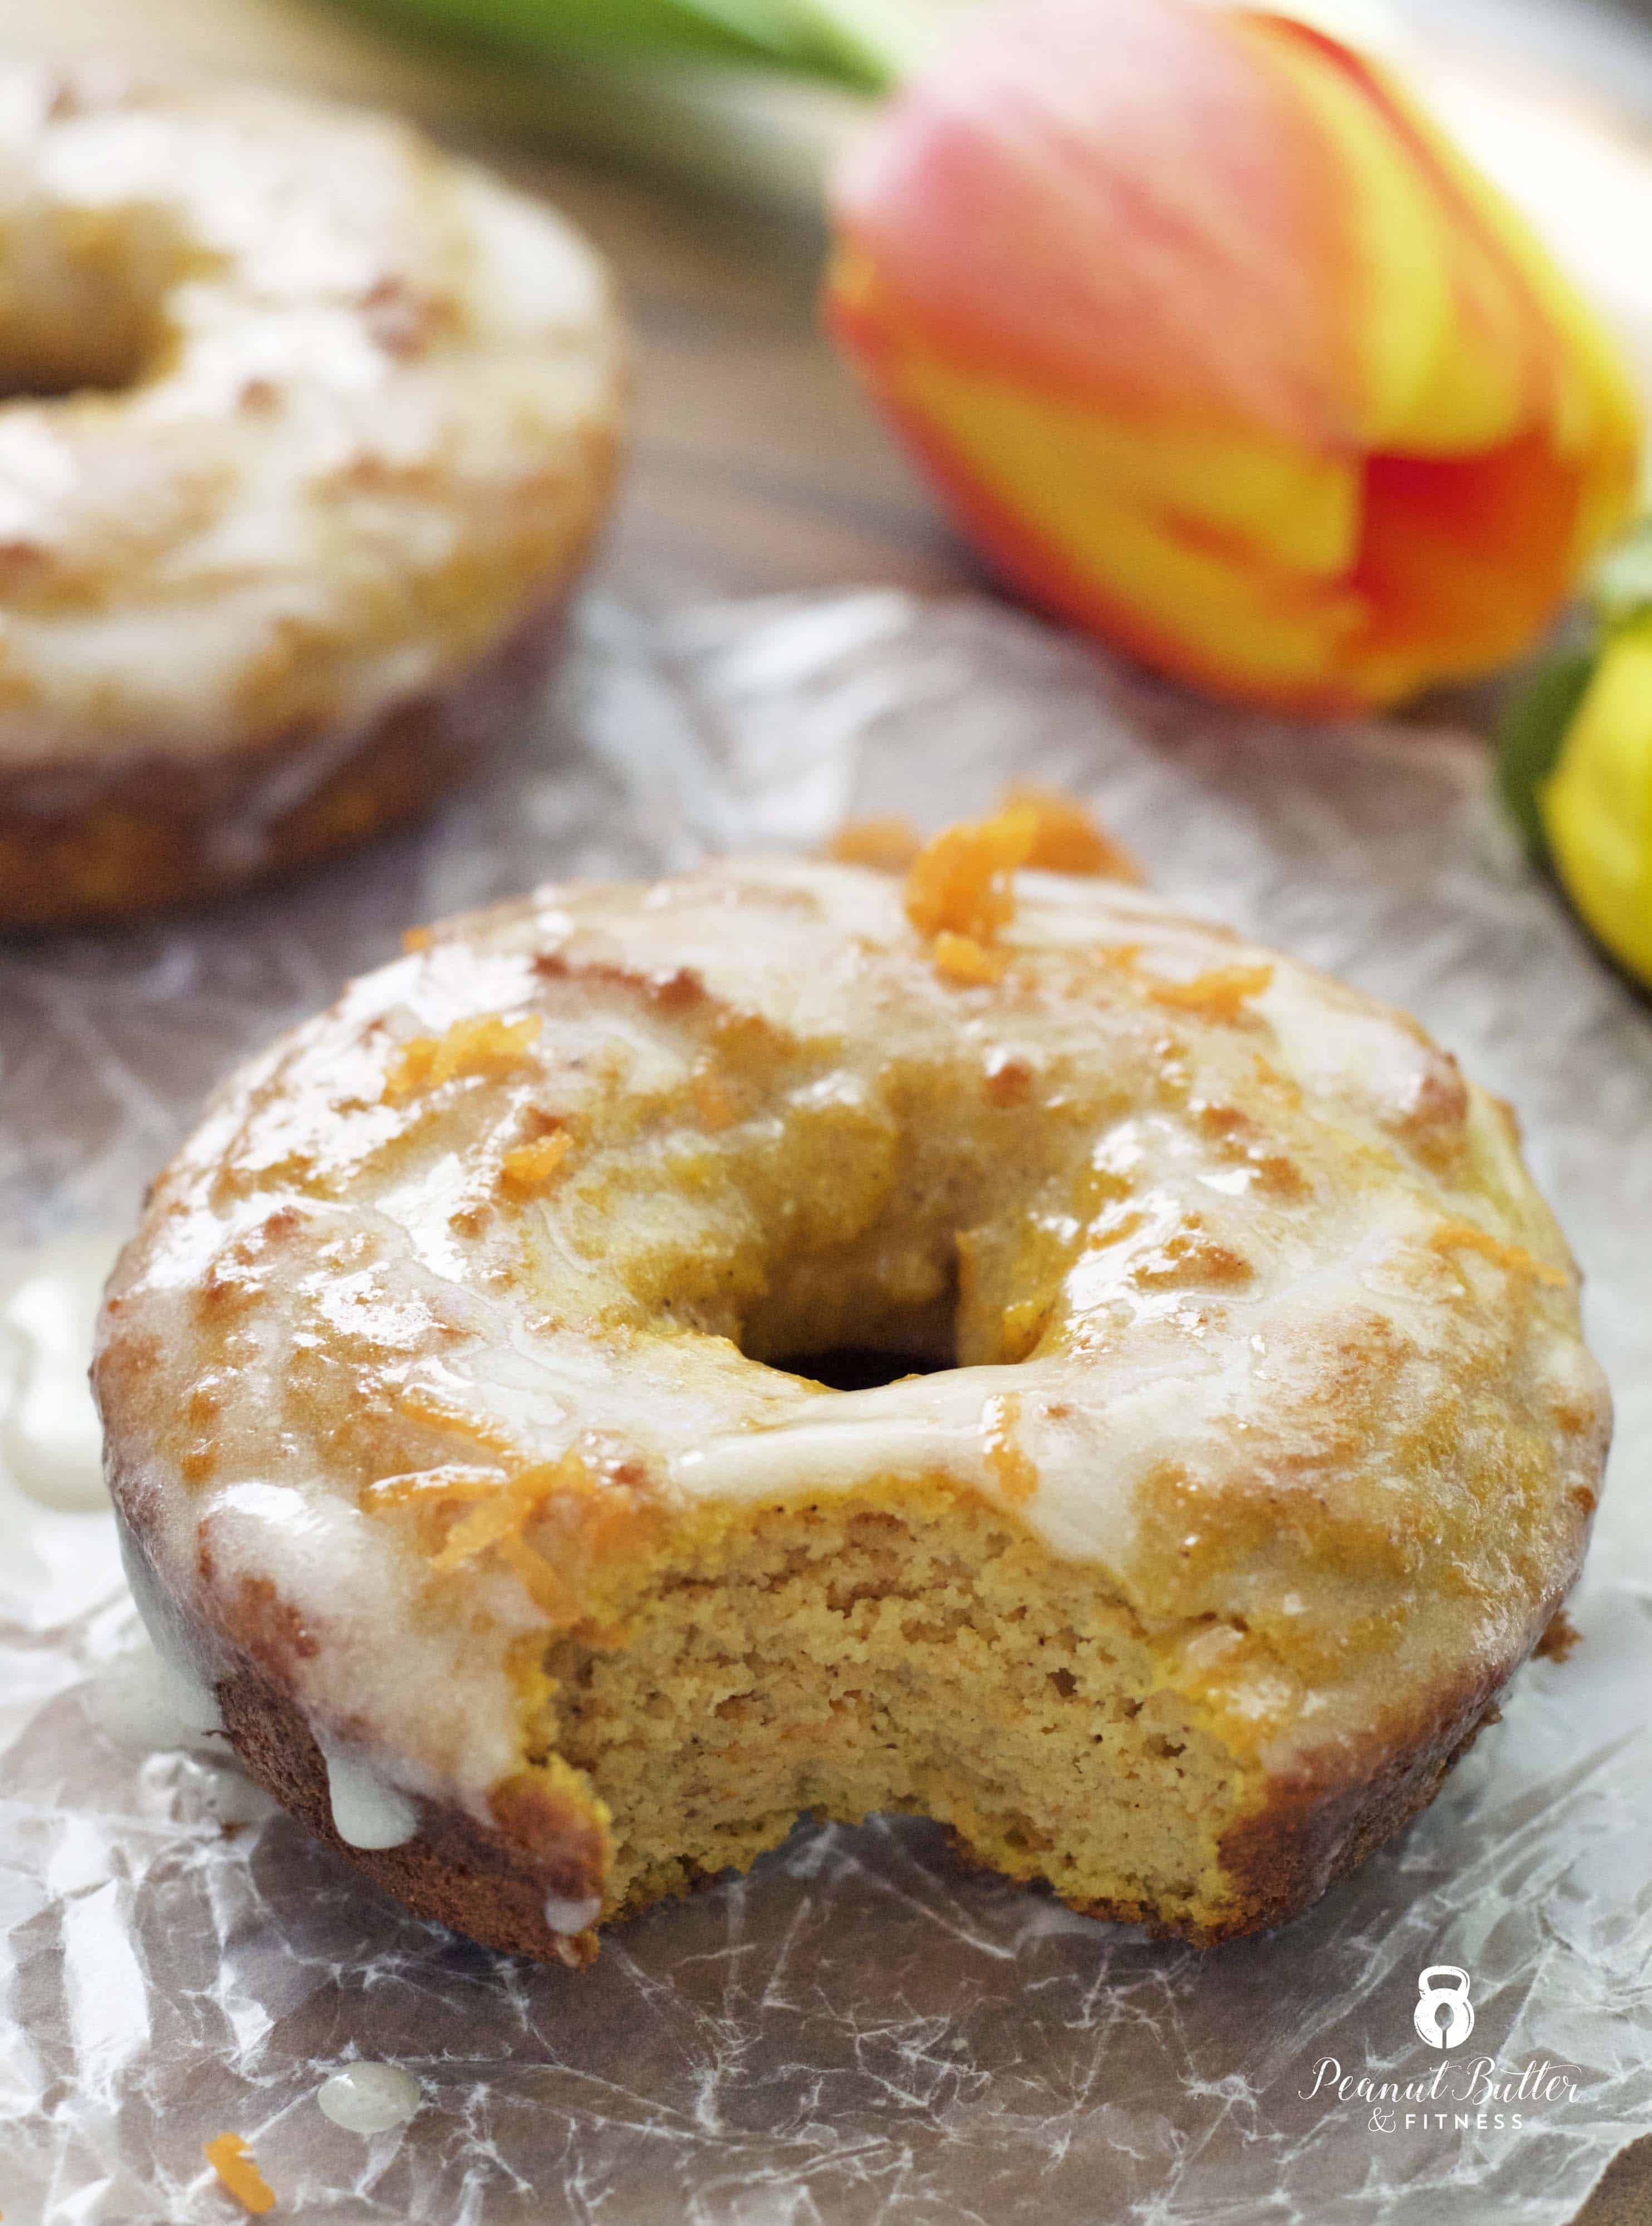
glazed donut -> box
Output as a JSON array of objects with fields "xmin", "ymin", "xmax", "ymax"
[
  {"xmin": 0, "ymin": 65, "xmax": 621, "ymax": 926},
  {"xmin": 96, "ymin": 819, "xmax": 1607, "ymax": 1953}
]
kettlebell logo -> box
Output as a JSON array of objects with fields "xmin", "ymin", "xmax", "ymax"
[{"xmin": 1414, "ymin": 1966, "xmax": 1474, "ymax": 2050}]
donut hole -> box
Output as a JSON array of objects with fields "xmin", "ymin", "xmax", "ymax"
[
  {"xmin": 769, "ymin": 1346, "xmax": 952, "ymax": 1393},
  {"xmin": 0, "ymin": 311, "xmax": 157, "ymax": 400},
  {"xmin": 0, "ymin": 209, "xmax": 182, "ymax": 400}
]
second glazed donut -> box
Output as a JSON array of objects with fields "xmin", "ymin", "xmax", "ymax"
[{"xmin": 0, "ymin": 64, "xmax": 623, "ymax": 925}]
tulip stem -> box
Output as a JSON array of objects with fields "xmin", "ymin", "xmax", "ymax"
[{"xmin": 339, "ymin": 0, "xmax": 943, "ymax": 91}]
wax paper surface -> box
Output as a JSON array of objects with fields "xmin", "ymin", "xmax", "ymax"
[{"xmin": 1, "ymin": 589, "xmax": 1649, "ymax": 2225}]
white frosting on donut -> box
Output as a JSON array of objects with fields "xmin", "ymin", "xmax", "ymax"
[
  {"xmin": 87, "ymin": 1634, "xmax": 223, "ymax": 1756},
  {"xmin": 543, "ymin": 1891, "xmax": 603, "ymax": 1936},
  {"xmin": 0, "ymin": 65, "xmax": 621, "ymax": 768},
  {"xmin": 108, "ymin": 1531, "xmax": 227, "ymax": 1746},
  {"xmin": 96, "ymin": 859, "xmax": 1608, "ymax": 1826},
  {"xmin": 319, "ymin": 1741, "xmax": 420, "ymax": 1850}
]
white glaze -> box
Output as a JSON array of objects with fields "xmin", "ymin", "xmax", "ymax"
[
  {"xmin": 0, "ymin": 1233, "xmax": 120, "ymax": 1511},
  {"xmin": 113, "ymin": 1529, "xmax": 226, "ymax": 1743},
  {"xmin": 86, "ymin": 1634, "xmax": 223, "ymax": 1755},
  {"xmin": 320, "ymin": 1742, "xmax": 420, "ymax": 1850},
  {"xmin": 316, "ymin": 2062, "xmax": 423, "ymax": 2134},
  {"xmin": 204, "ymin": 1767, "xmax": 282, "ymax": 1828},
  {"xmin": 543, "ymin": 1891, "xmax": 602, "ymax": 1935}
]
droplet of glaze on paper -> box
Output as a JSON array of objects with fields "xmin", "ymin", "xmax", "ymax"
[
  {"xmin": 87, "ymin": 1635, "xmax": 225, "ymax": 1754},
  {"xmin": 544, "ymin": 1890, "xmax": 602, "ymax": 1934},
  {"xmin": 320, "ymin": 1742, "xmax": 419, "ymax": 1849},
  {"xmin": 0, "ymin": 1234, "xmax": 121, "ymax": 1511},
  {"xmin": 316, "ymin": 2062, "xmax": 422, "ymax": 2133},
  {"xmin": 205, "ymin": 1767, "xmax": 282, "ymax": 1827},
  {"xmin": 114, "ymin": 1531, "xmax": 226, "ymax": 1743}
]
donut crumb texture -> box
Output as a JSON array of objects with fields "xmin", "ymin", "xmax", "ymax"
[{"xmin": 540, "ymin": 1491, "xmax": 1258, "ymax": 1939}]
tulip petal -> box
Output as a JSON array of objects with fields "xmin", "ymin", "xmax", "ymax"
[
  {"xmin": 1351, "ymin": 434, "xmax": 1584, "ymax": 698},
  {"xmin": 1364, "ymin": 56, "xmax": 1643, "ymax": 572},
  {"xmin": 831, "ymin": 290, "xmax": 1367, "ymax": 697},
  {"xmin": 1251, "ymin": 23, "xmax": 1530, "ymax": 454},
  {"xmin": 826, "ymin": 0, "xmax": 1642, "ymax": 710},
  {"xmin": 832, "ymin": 0, "xmax": 1351, "ymax": 444}
]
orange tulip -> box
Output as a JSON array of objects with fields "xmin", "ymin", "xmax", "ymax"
[{"xmin": 826, "ymin": 0, "xmax": 1641, "ymax": 712}]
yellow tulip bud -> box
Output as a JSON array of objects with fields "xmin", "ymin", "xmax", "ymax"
[
  {"xmin": 826, "ymin": 0, "xmax": 1641, "ymax": 712},
  {"xmin": 1541, "ymin": 617, "xmax": 1652, "ymax": 985}
]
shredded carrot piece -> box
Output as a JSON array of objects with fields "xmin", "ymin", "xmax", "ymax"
[
  {"xmin": 1144, "ymin": 964, "xmax": 1273, "ymax": 1021},
  {"xmin": 429, "ymin": 1454, "xmax": 587, "ymax": 1576},
  {"xmin": 1002, "ymin": 785, "xmax": 1141, "ymax": 881},
  {"xmin": 904, "ymin": 805, "xmax": 1038, "ymax": 944},
  {"xmin": 384, "ymin": 1012, "xmax": 541, "ymax": 1104},
  {"xmin": 828, "ymin": 816, "xmax": 923, "ymax": 871},
  {"xmin": 690, "ymin": 1065, "xmax": 741, "ymax": 1129},
  {"xmin": 362, "ymin": 1463, "xmax": 507, "ymax": 1511},
  {"xmin": 981, "ymin": 1392, "xmax": 1038, "ymax": 1502},
  {"xmin": 421, "ymin": 1450, "xmax": 654, "ymax": 1625},
  {"xmin": 501, "ymin": 1131, "xmax": 570, "ymax": 1193},
  {"xmin": 1431, "ymin": 1222, "xmax": 1568, "ymax": 1288},
  {"xmin": 394, "ymin": 1384, "xmax": 524, "ymax": 1460},
  {"xmin": 401, "ymin": 924, "xmax": 433, "ymax": 953},
  {"xmin": 203, "ymin": 2134, "xmax": 274, "ymax": 2216},
  {"xmin": 431, "ymin": 1479, "xmax": 551, "ymax": 1572},
  {"xmin": 933, "ymin": 930, "xmax": 1006, "ymax": 985},
  {"xmin": 496, "ymin": 1527, "xmax": 581, "ymax": 1620}
]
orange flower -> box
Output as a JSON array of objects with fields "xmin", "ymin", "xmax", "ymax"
[{"xmin": 826, "ymin": 0, "xmax": 1640, "ymax": 712}]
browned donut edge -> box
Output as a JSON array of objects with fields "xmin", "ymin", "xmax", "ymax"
[
  {"xmin": 218, "ymin": 1653, "xmax": 608, "ymax": 1966},
  {"xmin": 0, "ymin": 594, "xmax": 570, "ymax": 930},
  {"xmin": 133, "ymin": 1444, "xmax": 1550, "ymax": 1967},
  {"xmin": 1187, "ymin": 1663, "xmax": 1511, "ymax": 1945}
]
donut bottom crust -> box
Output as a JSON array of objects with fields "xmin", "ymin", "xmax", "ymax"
[
  {"xmin": 202, "ymin": 1484, "xmax": 1519, "ymax": 1962},
  {"xmin": 0, "ymin": 599, "xmax": 567, "ymax": 930}
]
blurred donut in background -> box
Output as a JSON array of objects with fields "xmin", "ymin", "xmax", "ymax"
[{"xmin": 0, "ymin": 63, "xmax": 624, "ymax": 927}]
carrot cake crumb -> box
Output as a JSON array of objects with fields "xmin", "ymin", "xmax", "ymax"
[
  {"xmin": 904, "ymin": 804, "xmax": 1038, "ymax": 944},
  {"xmin": 1145, "ymin": 964, "xmax": 1273, "ymax": 1021},
  {"xmin": 933, "ymin": 930, "xmax": 1006, "ymax": 985},
  {"xmin": 1533, "ymin": 1608, "xmax": 1582, "ymax": 1661},
  {"xmin": 203, "ymin": 2134, "xmax": 274, "ymax": 2216},
  {"xmin": 384, "ymin": 1012, "xmax": 541, "ymax": 1102},
  {"xmin": 1003, "ymin": 784, "xmax": 1141, "ymax": 880}
]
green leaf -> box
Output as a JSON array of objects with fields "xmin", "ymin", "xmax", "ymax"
[
  {"xmin": 1496, "ymin": 649, "xmax": 1596, "ymax": 864},
  {"xmin": 340, "ymin": 0, "xmax": 924, "ymax": 90}
]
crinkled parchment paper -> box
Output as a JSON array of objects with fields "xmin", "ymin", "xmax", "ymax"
[{"xmin": 1, "ymin": 589, "xmax": 1649, "ymax": 2226}]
